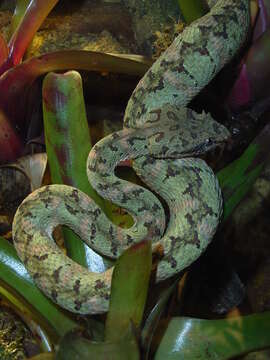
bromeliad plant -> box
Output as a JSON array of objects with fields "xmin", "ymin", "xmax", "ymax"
[
  {"xmin": 0, "ymin": 0, "xmax": 150, "ymax": 164},
  {"xmin": 1, "ymin": 0, "xmax": 270, "ymax": 358}
]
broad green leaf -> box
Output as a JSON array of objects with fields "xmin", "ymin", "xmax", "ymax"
[
  {"xmin": 177, "ymin": 0, "xmax": 208, "ymax": 23},
  {"xmin": 217, "ymin": 123, "xmax": 270, "ymax": 220},
  {"xmin": 155, "ymin": 313, "xmax": 270, "ymax": 360},
  {"xmin": 56, "ymin": 327, "xmax": 140, "ymax": 360},
  {"xmin": 105, "ymin": 240, "xmax": 152, "ymax": 342},
  {"xmin": 42, "ymin": 70, "xmax": 107, "ymax": 269}
]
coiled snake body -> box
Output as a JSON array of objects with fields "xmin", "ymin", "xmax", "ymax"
[{"xmin": 12, "ymin": 0, "xmax": 250, "ymax": 314}]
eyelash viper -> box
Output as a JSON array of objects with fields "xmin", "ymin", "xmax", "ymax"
[{"xmin": 12, "ymin": 0, "xmax": 250, "ymax": 314}]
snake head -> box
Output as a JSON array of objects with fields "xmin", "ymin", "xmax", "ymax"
[{"xmin": 146, "ymin": 105, "xmax": 231, "ymax": 158}]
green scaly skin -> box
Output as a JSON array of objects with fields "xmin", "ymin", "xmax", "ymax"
[{"xmin": 12, "ymin": 0, "xmax": 250, "ymax": 314}]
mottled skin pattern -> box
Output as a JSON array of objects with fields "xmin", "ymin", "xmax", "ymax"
[{"xmin": 12, "ymin": 0, "xmax": 250, "ymax": 314}]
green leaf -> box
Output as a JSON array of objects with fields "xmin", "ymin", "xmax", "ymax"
[
  {"xmin": 217, "ymin": 124, "xmax": 270, "ymax": 220},
  {"xmin": 56, "ymin": 327, "xmax": 140, "ymax": 360},
  {"xmin": 105, "ymin": 240, "xmax": 152, "ymax": 342},
  {"xmin": 42, "ymin": 70, "xmax": 108, "ymax": 269},
  {"xmin": 155, "ymin": 313, "xmax": 270, "ymax": 359},
  {"xmin": 177, "ymin": 0, "xmax": 208, "ymax": 24}
]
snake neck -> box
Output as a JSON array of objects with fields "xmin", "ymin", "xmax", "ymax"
[{"xmin": 124, "ymin": 0, "xmax": 250, "ymax": 129}]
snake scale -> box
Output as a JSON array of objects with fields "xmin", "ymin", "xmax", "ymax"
[{"xmin": 12, "ymin": 0, "xmax": 250, "ymax": 314}]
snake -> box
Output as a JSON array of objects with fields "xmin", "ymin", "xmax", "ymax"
[{"xmin": 12, "ymin": 0, "xmax": 250, "ymax": 314}]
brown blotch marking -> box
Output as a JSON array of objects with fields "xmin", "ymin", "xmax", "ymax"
[
  {"xmin": 126, "ymin": 234, "xmax": 133, "ymax": 246},
  {"xmin": 193, "ymin": 231, "xmax": 201, "ymax": 248},
  {"xmin": 170, "ymin": 235, "xmax": 181, "ymax": 248},
  {"xmin": 185, "ymin": 213, "xmax": 196, "ymax": 227},
  {"xmin": 159, "ymin": 145, "xmax": 170, "ymax": 155},
  {"xmin": 152, "ymin": 203, "xmax": 161, "ymax": 213},
  {"xmin": 211, "ymin": 14, "xmax": 229, "ymax": 39},
  {"xmin": 33, "ymin": 254, "xmax": 49, "ymax": 261},
  {"xmin": 112, "ymin": 180, "xmax": 121, "ymax": 187},
  {"xmin": 13, "ymin": 231, "xmax": 19, "ymax": 244},
  {"xmin": 70, "ymin": 189, "xmax": 80, "ymax": 203},
  {"xmin": 90, "ymin": 223, "xmax": 96, "ymax": 239},
  {"xmin": 33, "ymin": 272, "xmax": 41, "ymax": 280},
  {"xmin": 154, "ymin": 226, "xmax": 163, "ymax": 237},
  {"xmin": 153, "ymin": 131, "xmax": 165, "ymax": 143},
  {"xmin": 88, "ymin": 162, "xmax": 96, "ymax": 172},
  {"xmin": 92, "ymin": 208, "xmax": 101, "ymax": 220},
  {"xmin": 167, "ymin": 255, "xmax": 177, "ymax": 269},
  {"xmin": 109, "ymin": 143, "xmax": 118, "ymax": 152},
  {"xmin": 151, "ymin": 77, "xmax": 165, "ymax": 92},
  {"xmin": 197, "ymin": 46, "xmax": 211, "ymax": 57},
  {"xmin": 51, "ymin": 289, "xmax": 58, "ymax": 302},
  {"xmin": 94, "ymin": 279, "xmax": 106, "ymax": 291},
  {"xmin": 65, "ymin": 203, "xmax": 79, "ymax": 216},
  {"xmin": 73, "ymin": 279, "xmax": 81, "ymax": 295},
  {"xmin": 139, "ymin": 102, "xmax": 148, "ymax": 116},
  {"xmin": 110, "ymin": 238, "xmax": 118, "ymax": 257},
  {"xmin": 74, "ymin": 300, "xmax": 82, "ymax": 311},
  {"xmin": 121, "ymin": 193, "xmax": 129, "ymax": 204},
  {"xmin": 127, "ymin": 136, "xmax": 145, "ymax": 147},
  {"xmin": 141, "ymin": 157, "xmax": 156, "ymax": 167},
  {"xmin": 221, "ymin": 4, "xmax": 239, "ymax": 23},
  {"xmin": 43, "ymin": 197, "xmax": 53, "ymax": 209},
  {"xmin": 164, "ymin": 164, "xmax": 180, "ymax": 181},
  {"xmin": 132, "ymin": 188, "xmax": 144, "ymax": 197},
  {"xmin": 167, "ymin": 110, "xmax": 180, "ymax": 122},
  {"xmin": 26, "ymin": 234, "xmax": 33, "ymax": 246},
  {"xmin": 23, "ymin": 256, "xmax": 30, "ymax": 265},
  {"xmin": 53, "ymin": 266, "xmax": 63, "ymax": 282},
  {"xmin": 203, "ymin": 202, "xmax": 214, "ymax": 217},
  {"xmin": 98, "ymin": 183, "xmax": 110, "ymax": 192},
  {"xmin": 111, "ymin": 132, "xmax": 120, "ymax": 140}
]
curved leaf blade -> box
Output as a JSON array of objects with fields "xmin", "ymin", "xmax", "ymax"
[
  {"xmin": 42, "ymin": 70, "xmax": 107, "ymax": 270},
  {"xmin": 105, "ymin": 240, "xmax": 152, "ymax": 342},
  {"xmin": 155, "ymin": 313, "xmax": 270, "ymax": 359},
  {"xmin": 56, "ymin": 328, "xmax": 140, "ymax": 360}
]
